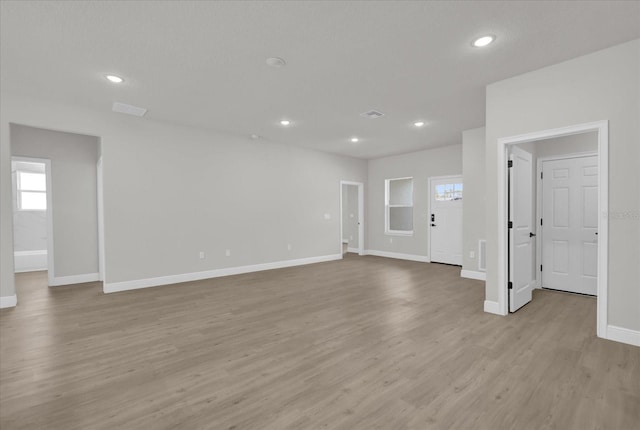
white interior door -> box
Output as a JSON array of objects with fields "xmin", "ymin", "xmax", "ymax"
[
  {"xmin": 542, "ymin": 156, "xmax": 598, "ymax": 295},
  {"xmin": 509, "ymin": 147, "xmax": 535, "ymax": 312},
  {"xmin": 429, "ymin": 176, "xmax": 462, "ymax": 265}
]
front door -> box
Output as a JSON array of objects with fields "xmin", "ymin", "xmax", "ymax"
[{"xmin": 429, "ymin": 176, "xmax": 463, "ymax": 265}]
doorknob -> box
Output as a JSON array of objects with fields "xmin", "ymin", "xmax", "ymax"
[
  {"xmin": 529, "ymin": 232, "xmax": 536, "ymax": 237},
  {"xmin": 431, "ymin": 224, "xmax": 436, "ymax": 227}
]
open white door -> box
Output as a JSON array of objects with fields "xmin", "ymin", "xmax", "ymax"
[{"xmin": 509, "ymin": 147, "xmax": 535, "ymax": 312}]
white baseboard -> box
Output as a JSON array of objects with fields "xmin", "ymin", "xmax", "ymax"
[
  {"xmin": 50, "ymin": 273, "xmax": 100, "ymax": 286},
  {"xmin": 460, "ymin": 269, "xmax": 486, "ymax": 281},
  {"xmin": 347, "ymin": 247, "xmax": 360, "ymax": 253},
  {"xmin": 364, "ymin": 249, "xmax": 430, "ymax": 263},
  {"xmin": 0, "ymin": 294, "xmax": 17, "ymax": 309},
  {"xmin": 104, "ymin": 254, "xmax": 342, "ymax": 294},
  {"xmin": 484, "ymin": 300, "xmax": 504, "ymax": 315},
  {"xmin": 606, "ymin": 325, "xmax": 640, "ymax": 347},
  {"xmin": 14, "ymin": 250, "xmax": 47, "ymax": 273}
]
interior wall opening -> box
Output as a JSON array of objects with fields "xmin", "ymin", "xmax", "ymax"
[
  {"xmin": 9, "ymin": 123, "xmax": 103, "ymax": 296},
  {"xmin": 499, "ymin": 121, "xmax": 608, "ymax": 339}
]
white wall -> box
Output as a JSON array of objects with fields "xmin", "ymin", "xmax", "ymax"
[
  {"xmin": 13, "ymin": 211, "xmax": 47, "ymax": 252},
  {"xmin": 11, "ymin": 125, "xmax": 100, "ymax": 278},
  {"xmin": 0, "ymin": 93, "xmax": 367, "ymax": 298},
  {"xmin": 485, "ymin": 39, "xmax": 640, "ymax": 332},
  {"xmin": 462, "ymin": 127, "xmax": 485, "ymax": 273},
  {"xmin": 367, "ymin": 144, "xmax": 462, "ymax": 258},
  {"xmin": 535, "ymin": 131, "xmax": 598, "ymax": 159}
]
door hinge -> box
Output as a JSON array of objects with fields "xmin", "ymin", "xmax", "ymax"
[
  {"xmin": 540, "ymin": 218, "xmax": 543, "ymax": 226},
  {"xmin": 508, "ymin": 282, "xmax": 513, "ymax": 290},
  {"xmin": 508, "ymin": 221, "xmax": 513, "ymax": 229},
  {"xmin": 540, "ymin": 265, "xmax": 543, "ymax": 272},
  {"xmin": 508, "ymin": 160, "xmax": 513, "ymax": 168},
  {"xmin": 541, "ymin": 171, "xmax": 543, "ymax": 179}
]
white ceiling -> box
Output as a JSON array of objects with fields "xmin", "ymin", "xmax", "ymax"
[{"xmin": 1, "ymin": 1, "xmax": 639, "ymax": 159}]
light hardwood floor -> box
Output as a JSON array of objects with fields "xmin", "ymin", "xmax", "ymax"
[{"xmin": 1, "ymin": 256, "xmax": 639, "ymax": 430}]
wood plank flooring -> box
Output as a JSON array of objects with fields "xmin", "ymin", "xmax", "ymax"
[{"xmin": 1, "ymin": 256, "xmax": 639, "ymax": 429}]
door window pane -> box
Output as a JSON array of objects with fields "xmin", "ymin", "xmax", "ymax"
[
  {"xmin": 18, "ymin": 171, "xmax": 46, "ymax": 191},
  {"xmin": 435, "ymin": 183, "xmax": 463, "ymax": 201}
]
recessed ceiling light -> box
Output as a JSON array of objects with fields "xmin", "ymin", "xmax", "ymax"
[
  {"xmin": 472, "ymin": 35, "xmax": 495, "ymax": 48},
  {"xmin": 351, "ymin": 137, "xmax": 359, "ymax": 143},
  {"xmin": 266, "ymin": 57, "xmax": 286, "ymax": 67},
  {"xmin": 250, "ymin": 134, "xmax": 260, "ymax": 140},
  {"xmin": 280, "ymin": 120, "xmax": 291, "ymax": 126},
  {"xmin": 105, "ymin": 74, "xmax": 124, "ymax": 83},
  {"xmin": 414, "ymin": 121, "xmax": 425, "ymax": 127}
]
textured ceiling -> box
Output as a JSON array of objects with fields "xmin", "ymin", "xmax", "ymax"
[{"xmin": 1, "ymin": 1, "xmax": 639, "ymax": 159}]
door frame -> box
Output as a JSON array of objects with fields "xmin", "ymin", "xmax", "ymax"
[
  {"xmin": 11, "ymin": 156, "xmax": 55, "ymax": 286},
  {"xmin": 427, "ymin": 175, "xmax": 463, "ymax": 264},
  {"xmin": 339, "ymin": 181, "xmax": 364, "ymax": 256},
  {"xmin": 496, "ymin": 120, "xmax": 608, "ymax": 338},
  {"xmin": 535, "ymin": 152, "xmax": 598, "ymax": 292},
  {"xmin": 97, "ymin": 156, "xmax": 105, "ymax": 282}
]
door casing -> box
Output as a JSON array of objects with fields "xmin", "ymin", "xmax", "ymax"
[
  {"xmin": 339, "ymin": 180, "xmax": 364, "ymax": 256},
  {"xmin": 495, "ymin": 120, "xmax": 608, "ymax": 339}
]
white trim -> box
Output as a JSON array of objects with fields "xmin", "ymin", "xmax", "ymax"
[
  {"xmin": 384, "ymin": 177, "xmax": 414, "ymax": 236},
  {"xmin": 347, "ymin": 247, "xmax": 359, "ymax": 253},
  {"xmin": 0, "ymin": 295, "xmax": 17, "ymax": 309},
  {"xmin": 14, "ymin": 250, "xmax": 47, "ymax": 272},
  {"xmin": 483, "ymin": 300, "xmax": 503, "ymax": 315},
  {"xmin": 606, "ymin": 325, "xmax": 640, "ymax": 347},
  {"xmin": 365, "ymin": 249, "xmax": 430, "ymax": 263},
  {"xmin": 50, "ymin": 273, "xmax": 100, "ymax": 286},
  {"xmin": 384, "ymin": 231, "xmax": 414, "ymax": 237},
  {"xmin": 104, "ymin": 254, "xmax": 342, "ymax": 294},
  {"xmin": 97, "ymin": 156, "xmax": 105, "ymax": 282},
  {"xmin": 340, "ymin": 180, "xmax": 365, "ymax": 256},
  {"xmin": 495, "ymin": 120, "xmax": 608, "ymax": 340},
  {"xmin": 461, "ymin": 269, "xmax": 486, "ymax": 281},
  {"xmin": 536, "ymin": 152, "xmax": 598, "ymax": 291}
]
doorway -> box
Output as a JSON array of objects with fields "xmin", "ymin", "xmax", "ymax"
[
  {"xmin": 10, "ymin": 124, "xmax": 103, "ymax": 288},
  {"xmin": 340, "ymin": 181, "xmax": 364, "ymax": 256},
  {"xmin": 428, "ymin": 175, "xmax": 463, "ymax": 265},
  {"xmin": 497, "ymin": 121, "xmax": 608, "ymax": 337},
  {"xmin": 11, "ymin": 157, "xmax": 52, "ymax": 275}
]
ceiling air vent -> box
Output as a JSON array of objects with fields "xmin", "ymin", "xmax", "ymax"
[
  {"xmin": 360, "ymin": 110, "xmax": 385, "ymax": 119},
  {"xmin": 112, "ymin": 102, "xmax": 147, "ymax": 117}
]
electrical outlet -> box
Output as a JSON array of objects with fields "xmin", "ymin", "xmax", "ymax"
[
  {"xmin": 199, "ymin": 251, "xmax": 205, "ymax": 259},
  {"xmin": 350, "ymin": 213, "xmax": 354, "ymax": 218},
  {"xmin": 470, "ymin": 251, "xmax": 475, "ymax": 259},
  {"xmin": 225, "ymin": 249, "xmax": 231, "ymax": 257},
  {"xmin": 287, "ymin": 244, "xmax": 292, "ymax": 251},
  {"xmin": 389, "ymin": 237, "xmax": 393, "ymax": 243},
  {"xmin": 350, "ymin": 235, "xmax": 353, "ymax": 241}
]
